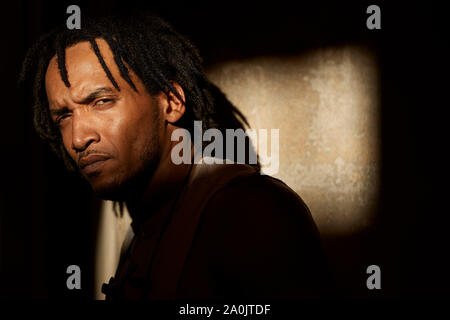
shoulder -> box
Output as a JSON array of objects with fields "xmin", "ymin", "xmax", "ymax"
[
  {"xmin": 186, "ymin": 171, "xmax": 332, "ymax": 298},
  {"xmin": 202, "ymin": 172, "xmax": 318, "ymax": 237}
]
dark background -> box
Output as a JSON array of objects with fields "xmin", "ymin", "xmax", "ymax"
[{"xmin": 0, "ymin": 0, "xmax": 449, "ymax": 299}]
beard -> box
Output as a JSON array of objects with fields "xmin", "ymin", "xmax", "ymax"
[
  {"xmin": 91, "ymin": 105, "xmax": 163, "ymax": 202},
  {"xmin": 91, "ymin": 143, "xmax": 161, "ymax": 202}
]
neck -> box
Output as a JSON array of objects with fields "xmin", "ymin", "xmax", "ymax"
[{"xmin": 125, "ymin": 140, "xmax": 194, "ymax": 222}]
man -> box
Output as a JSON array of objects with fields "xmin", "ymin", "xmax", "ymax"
[{"xmin": 20, "ymin": 13, "xmax": 332, "ymax": 299}]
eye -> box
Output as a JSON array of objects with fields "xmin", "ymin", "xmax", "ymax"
[
  {"xmin": 56, "ymin": 114, "xmax": 70, "ymax": 125},
  {"xmin": 95, "ymin": 98, "xmax": 113, "ymax": 105}
]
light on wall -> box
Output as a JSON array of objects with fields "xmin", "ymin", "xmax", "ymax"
[{"xmin": 206, "ymin": 45, "xmax": 380, "ymax": 236}]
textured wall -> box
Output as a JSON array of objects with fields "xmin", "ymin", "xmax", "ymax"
[
  {"xmin": 94, "ymin": 45, "xmax": 381, "ymax": 298},
  {"xmin": 206, "ymin": 45, "xmax": 380, "ymax": 236}
]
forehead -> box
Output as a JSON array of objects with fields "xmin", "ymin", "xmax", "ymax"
[{"xmin": 45, "ymin": 39, "xmax": 121, "ymax": 103}]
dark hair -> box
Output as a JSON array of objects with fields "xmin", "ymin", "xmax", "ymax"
[{"xmin": 19, "ymin": 12, "xmax": 259, "ymax": 173}]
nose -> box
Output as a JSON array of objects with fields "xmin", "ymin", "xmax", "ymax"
[{"xmin": 71, "ymin": 111, "xmax": 100, "ymax": 153}]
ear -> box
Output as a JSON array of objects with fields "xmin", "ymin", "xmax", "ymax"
[{"xmin": 158, "ymin": 81, "xmax": 186, "ymax": 124}]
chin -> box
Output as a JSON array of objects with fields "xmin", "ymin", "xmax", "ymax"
[
  {"xmin": 86, "ymin": 155, "xmax": 160, "ymax": 201},
  {"xmin": 90, "ymin": 169, "xmax": 155, "ymax": 201},
  {"xmin": 85, "ymin": 173, "xmax": 127, "ymax": 201},
  {"xmin": 91, "ymin": 182, "xmax": 124, "ymax": 201}
]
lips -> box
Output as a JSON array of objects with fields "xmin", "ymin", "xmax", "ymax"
[{"xmin": 78, "ymin": 154, "xmax": 110, "ymax": 175}]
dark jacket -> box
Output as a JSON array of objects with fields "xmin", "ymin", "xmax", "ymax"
[{"xmin": 102, "ymin": 161, "xmax": 333, "ymax": 300}]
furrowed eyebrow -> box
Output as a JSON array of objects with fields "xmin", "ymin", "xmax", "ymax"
[
  {"xmin": 50, "ymin": 106, "xmax": 71, "ymax": 117},
  {"xmin": 49, "ymin": 87, "xmax": 117, "ymax": 120},
  {"xmin": 74, "ymin": 87, "xmax": 116, "ymax": 105}
]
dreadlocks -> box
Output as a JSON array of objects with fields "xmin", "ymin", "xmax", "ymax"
[{"xmin": 19, "ymin": 12, "xmax": 256, "ymax": 172}]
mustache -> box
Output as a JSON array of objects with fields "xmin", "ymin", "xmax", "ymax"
[{"xmin": 77, "ymin": 149, "xmax": 113, "ymax": 167}]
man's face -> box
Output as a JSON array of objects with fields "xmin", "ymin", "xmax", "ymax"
[{"xmin": 45, "ymin": 39, "xmax": 163, "ymax": 200}]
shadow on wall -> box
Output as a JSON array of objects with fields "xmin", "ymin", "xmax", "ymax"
[
  {"xmin": 206, "ymin": 45, "xmax": 382, "ymax": 298},
  {"xmin": 6, "ymin": 0, "xmax": 443, "ymax": 300}
]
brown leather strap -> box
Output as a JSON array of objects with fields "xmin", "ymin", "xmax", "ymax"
[{"xmin": 148, "ymin": 162, "xmax": 258, "ymax": 299}]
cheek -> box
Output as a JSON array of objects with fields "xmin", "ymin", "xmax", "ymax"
[
  {"xmin": 116, "ymin": 99, "xmax": 159, "ymax": 146},
  {"xmin": 104, "ymin": 109, "xmax": 146, "ymax": 167},
  {"xmin": 118, "ymin": 118, "xmax": 150, "ymax": 162}
]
